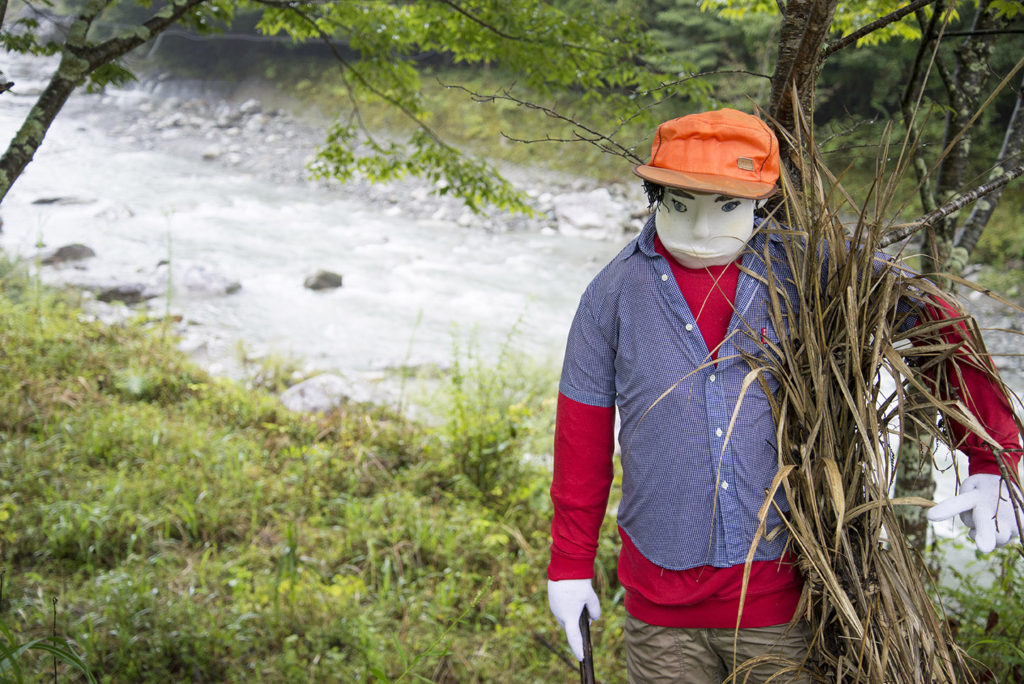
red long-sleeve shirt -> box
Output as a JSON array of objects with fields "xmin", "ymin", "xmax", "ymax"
[{"xmin": 549, "ymin": 237, "xmax": 1021, "ymax": 628}]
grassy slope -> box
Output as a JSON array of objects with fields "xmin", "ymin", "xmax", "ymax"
[{"xmin": 0, "ymin": 260, "xmax": 622, "ymax": 682}]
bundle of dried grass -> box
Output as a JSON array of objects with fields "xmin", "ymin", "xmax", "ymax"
[{"xmin": 729, "ymin": 114, "xmax": 1024, "ymax": 682}]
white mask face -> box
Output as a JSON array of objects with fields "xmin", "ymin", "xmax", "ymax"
[{"xmin": 655, "ymin": 189, "xmax": 756, "ymax": 268}]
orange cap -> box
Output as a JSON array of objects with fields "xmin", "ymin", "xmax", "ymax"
[{"xmin": 634, "ymin": 109, "xmax": 780, "ymax": 200}]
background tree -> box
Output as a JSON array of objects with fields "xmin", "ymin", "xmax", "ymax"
[
  {"xmin": 0, "ymin": 0, "xmax": 677, "ymax": 209},
  {"xmin": 0, "ymin": 0, "xmax": 224, "ymax": 202}
]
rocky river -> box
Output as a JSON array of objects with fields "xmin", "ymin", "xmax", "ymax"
[{"xmin": 0, "ymin": 51, "xmax": 650, "ymax": 407}]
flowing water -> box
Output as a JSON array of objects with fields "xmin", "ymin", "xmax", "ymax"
[{"xmin": 0, "ymin": 53, "xmax": 621, "ymax": 404}]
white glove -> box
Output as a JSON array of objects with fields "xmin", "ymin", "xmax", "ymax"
[
  {"xmin": 928, "ymin": 473, "xmax": 1022, "ymax": 552},
  {"xmin": 547, "ymin": 578, "xmax": 600, "ymax": 662}
]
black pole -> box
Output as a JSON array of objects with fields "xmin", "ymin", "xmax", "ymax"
[{"xmin": 579, "ymin": 606, "xmax": 595, "ymax": 684}]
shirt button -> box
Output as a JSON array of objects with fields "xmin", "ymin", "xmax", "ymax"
[
  {"xmin": 709, "ymin": 374, "xmax": 716, "ymax": 382},
  {"xmin": 661, "ymin": 273, "xmax": 669, "ymax": 282},
  {"xmin": 715, "ymin": 428, "xmax": 723, "ymax": 437},
  {"xmin": 722, "ymin": 481, "xmax": 729, "ymax": 490},
  {"xmin": 685, "ymin": 323, "xmax": 693, "ymax": 331}
]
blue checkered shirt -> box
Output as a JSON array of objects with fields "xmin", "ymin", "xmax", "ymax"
[{"xmin": 559, "ymin": 215, "xmax": 798, "ymax": 570}]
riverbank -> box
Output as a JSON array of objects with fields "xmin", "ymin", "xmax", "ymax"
[
  {"xmin": 3, "ymin": 48, "xmax": 1023, "ymax": 399},
  {"xmin": 0, "ymin": 51, "xmax": 637, "ymax": 407}
]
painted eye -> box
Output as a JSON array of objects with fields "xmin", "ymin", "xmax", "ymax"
[
  {"xmin": 671, "ymin": 199, "xmax": 686, "ymax": 213},
  {"xmin": 721, "ymin": 200, "xmax": 742, "ymax": 212}
]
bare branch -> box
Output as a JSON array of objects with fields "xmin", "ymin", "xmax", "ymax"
[
  {"xmin": 824, "ymin": 0, "xmax": 938, "ymax": 59},
  {"xmin": 881, "ymin": 162, "xmax": 1024, "ymax": 247},
  {"xmin": 443, "ymin": 84, "xmax": 644, "ymax": 164},
  {"xmin": 938, "ymin": 28, "xmax": 1024, "ymax": 38},
  {"xmin": 639, "ymin": 68, "xmax": 770, "ymax": 96},
  {"xmin": 250, "ymin": 0, "xmax": 451, "ymax": 150}
]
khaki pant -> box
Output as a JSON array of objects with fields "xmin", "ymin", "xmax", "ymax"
[{"xmin": 624, "ymin": 615, "xmax": 813, "ymax": 684}]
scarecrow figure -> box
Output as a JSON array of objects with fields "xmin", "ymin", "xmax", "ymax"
[{"xmin": 546, "ymin": 109, "xmax": 1022, "ymax": 682}]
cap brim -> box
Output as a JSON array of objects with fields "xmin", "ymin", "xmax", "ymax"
[{"xmin": 634, "ymin": 165, "xmax": 777, "ymax": 200}]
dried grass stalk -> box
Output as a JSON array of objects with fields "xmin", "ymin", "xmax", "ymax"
[{"xmin": 731, "ymin": 111, "xmax": 1024, "ymax": 682}]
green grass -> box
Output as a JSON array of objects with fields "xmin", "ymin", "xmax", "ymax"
[
  {"xmin": 0, "ymin": 237, "xmax": 1017, "ymax": 680},
  {"xmin": 0, "ymin": 256, "xmax": 624, "ymax": 682}
]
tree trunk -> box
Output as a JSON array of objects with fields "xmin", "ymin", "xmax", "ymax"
[
  {"xmin": 955, "ymin": 72, "xmax": 1024, "ymax": 261},
  {"xmin": 0, "ymin": 54, "xmax": 88, "ymax": 203},
  {"xmin": 0, "ymin": 0, "xmax": 210, "ymax": 205},
  {"xmin": 920, "ymin": 0, "xmax": 1003, "ymax": 280},
  {"xmin": 895, "ymin": 397, "xmax": 938, "ymax": 552},
  {"xmin": 769, "ymin": 0, "xmax": 839, "ymax": 148}
]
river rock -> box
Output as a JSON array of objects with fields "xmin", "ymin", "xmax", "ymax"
[
  {"xmin": 304, "ymin": 269, "xmax": 343, "ymax": 291},
  {"xmin": 553, "ymin": 188, "xmax": 626, "ymax": 239},
  {"xmin": 179, "ymin": 264, "xmax": 242, "ymax": 296},
  {"xmin": 280, "ymin": 374, "xmax": 350, "ymax": 413},
  {"xmin": 40, "ymin": 243, "xmax": 96, "ymax": 265},
  {"xmin": 214, "ymin": 103, "xmax": 242, "ymax": 128},
  {"xmin": 31, "ymin": 196, "xmax": 95, "ymax": 206},
  {"xmin": 155, "ymin": 112, "xmax": 187, "ymax": 129},
  {"xmin": 96, "ymin": 282, "xmax": 158, "ymax": 304},
  {"xmin": 239, "ymin": 98, "xmax": 262, "ymax": 115}
]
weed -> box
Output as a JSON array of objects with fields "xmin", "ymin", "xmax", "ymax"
[
  {"xmin": 0, "ymin": 263, "xmax": 594, "ymax": 681},
  {"xmin": 431, "ymin": 327, "xmax": 557, "ymax": 509}
]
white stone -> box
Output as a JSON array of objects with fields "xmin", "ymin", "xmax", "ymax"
[
  {"xmin": 239, "ymin": 98, "xmax": 262, "ymax": 115},
  {"xmin": 553, "ymin": 188, "xmax": 624, "ymax": 240},
  {"xmin": 280, "ymin": 374, "xmax": 351, "ymax": 414}
]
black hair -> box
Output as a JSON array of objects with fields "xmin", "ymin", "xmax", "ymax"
[{"xmin": 642, "ymin": 180, "xmax": 664, "ymax": 210}]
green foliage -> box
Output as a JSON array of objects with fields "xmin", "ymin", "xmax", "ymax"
[
  {"xmin": 1, "ymin": 0, "xmax": 680, "ymax": 212},
  {"xmin": 991, "ymin": 0, "xmax": 1024, "ymax": 19},
  {"xmin": 644, "ymin": 1, "xmax": 774, "ymax": 108},
  {"xmin": 252, "ymin": 0, "xmax": 674, "ymax": 210},
  {"xmin": 701, "ymin": 0, "xmax": 953, "ymax": 44},
  {"xmin": 700, "ymin": 0, "xmax": 780, "ymax": 19},
  {"xmin": 0, "ymin": 615, "xmax": 97, "ymax": 684},
  {"xmin": 431, "ymin": 329, "xmax": 557, "ymax": 509},
  {"xmin": 311, "ymin": 124, "xmax": 534, "ymax": 214},
  {"xmin": 0, "ymin": 262, "xmax": 621, "ymax": 681},
  {"xmin": 84, "ymin": 61, "xmax": 137, "ymax": 93},
  {"xmin": 0, "ymin": 17, "xmax": 61, "ymax": 56},
  {"xmin": 935, "ymin": 540, "xmax": 1024, "ymax": 682}
]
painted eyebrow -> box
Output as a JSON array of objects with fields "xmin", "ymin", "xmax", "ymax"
[
  {"xmin": 668, "ymin": 190, "xmax": 695, "ymax": 200},
  {"xmin": 714, "ymin": 195, "xmax": 738, "ymax": 202}
]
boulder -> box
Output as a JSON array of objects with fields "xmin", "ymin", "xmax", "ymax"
[
  {"xmin": 40, "ymin": 243, "xmax": 96, "ymax": 265},
  {"xmin": 213, "ymin": 104, "xmax": 242, "ymax": 128},
  {"xmin": 31, "ymin": 196, "xmax": 95, "ymax": 206},
  {"xmin": 304, "ymin": 269, "xmax": 343, "ymax": 291},
  {"xmin": 238, "ymin": 98, "xmax": 262, "ymax": 115},
  {"xmin": 553, "ymin": 188, "xmax": 625, "ymax": 239},
  {"xmin": 96, "ymin": 283, "xmax": 157, "ymax": 305},
  {"xmin": 280, "ymin": 374, "xmax": 350, "ymax": 413},
  {"xmin": 179, "ymin": 263, "xmax": 241, "ymax": 297}
]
